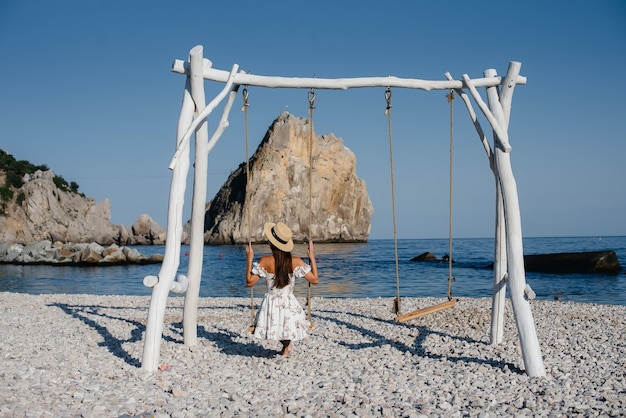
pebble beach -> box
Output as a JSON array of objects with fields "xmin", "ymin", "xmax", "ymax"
[{"xmin": 0, "ymin": 293, "xmax": 624, "ymax": 417}]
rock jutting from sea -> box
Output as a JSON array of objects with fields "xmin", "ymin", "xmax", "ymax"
[
  {"xmin": 197, "ymin": 112, "xmax": 374, "ymax": 245},
  {"xmin": 0, "ymin": 241, "xmax": 163, "ymax": 265}
]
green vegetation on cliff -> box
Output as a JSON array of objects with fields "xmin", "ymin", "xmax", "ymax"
[{"xmin": 0, "ymin": 150, "xmax": 82, "ymax": 214}]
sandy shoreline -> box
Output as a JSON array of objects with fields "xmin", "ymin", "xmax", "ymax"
[{"xmin": 0, "ymin": 293, "xmax": 624, "ymax": 417}]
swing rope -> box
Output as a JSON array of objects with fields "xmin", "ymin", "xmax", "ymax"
[
  {"xmin": 242, "ymin": 86, "xmax": 255, "ymax": 333},
  {"xmin": 385, "ymin": 88, "xmax": 401, "ymax": 315},
  {"xmin": 447, "ymin": 89, "xmax": 455, "ymax": 301},
  {"xmin": 394, "ymin": 90, "xmax": 459, "ymax": 323},
  {"xmin": 306, "ymin": 88, "xmax": 316, "ymax": 327}
]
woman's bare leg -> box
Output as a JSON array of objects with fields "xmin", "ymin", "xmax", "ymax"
[{"xmin": 280, "ymin": 340, "xmax": 292, "ymax": 357}]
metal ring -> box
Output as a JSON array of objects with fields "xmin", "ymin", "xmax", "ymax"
[
  {"xmin": 385, "ymin": 87, "xmax": 392, "ymax": 108},
  {"xmin": 308, "ymin": 88, "xmax": 316, "ymax": 108}
]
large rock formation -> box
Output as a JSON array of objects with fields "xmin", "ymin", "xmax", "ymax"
[
  {"xmin": 201, "ymin": 112, "xmax": 373, "ymax": 244},
  {"xmin": 0, "ymin": 168, "xmax": 165, "ymax": 245}
]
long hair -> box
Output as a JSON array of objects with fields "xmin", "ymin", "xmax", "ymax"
[{"xmin": 270, "ymin": 243, "xmax": 293, "ymax": 289}]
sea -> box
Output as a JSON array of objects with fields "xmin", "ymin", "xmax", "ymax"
[{"xmin": 1, "ymin": 236, "xmax": 625, "ymax": 306}]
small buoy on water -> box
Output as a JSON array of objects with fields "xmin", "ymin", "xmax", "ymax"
[
  {"xmin": 185, "ymin": 252, "xmax": 189, "ymax": 256},
  {"xmin": 219, "ymin": 253, "xmax": 223, "ymax": 258}
]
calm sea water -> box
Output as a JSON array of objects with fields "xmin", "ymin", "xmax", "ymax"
[{"xmin": 1, "ymin": 236, "xmax": 625, "ymax": 305}]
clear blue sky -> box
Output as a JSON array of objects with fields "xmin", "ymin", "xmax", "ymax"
[{"xmin": 1, "ymin": 0, "xmax": 624, "ymax": 239}]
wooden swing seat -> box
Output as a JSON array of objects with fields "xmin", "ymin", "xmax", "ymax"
[{"xmin": 394, "ymin": 298, "xmax": 459, "ymax": 322}]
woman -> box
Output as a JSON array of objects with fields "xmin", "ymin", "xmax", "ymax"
[{"xmin": 246, "ymin": 221, "xmax": 318, "ymax": 357}]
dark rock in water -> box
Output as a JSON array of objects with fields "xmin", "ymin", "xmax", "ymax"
[
  {"xmin": 411, "ymin": 252, "xmax": 437, "ymax": 261},
  {"xmin": 410, "ymin": 252, "xmax": 453, "ymax": 262},
  {"xmin": 524, "ymin": 251, "xmax": 622, "ymax": 274}
]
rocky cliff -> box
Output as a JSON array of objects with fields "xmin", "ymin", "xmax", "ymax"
[
  {"xmin": 0, "ymin": 164, "xmax": 165, "ymax": 245},
  {"xmin": 201, "ymin": 112, "xmax": 373, "ymax": 244}
]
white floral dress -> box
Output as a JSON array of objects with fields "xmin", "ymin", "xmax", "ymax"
[{"xmin": 252, "ymin": 262, "xmax": 311, "ymax": 341}]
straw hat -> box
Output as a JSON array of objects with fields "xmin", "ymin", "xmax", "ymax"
[{"xmin": 263, "ymin": 221, "xmax": 294, "ymax": 252}]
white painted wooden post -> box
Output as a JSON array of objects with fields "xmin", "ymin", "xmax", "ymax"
[
  {"xmin": 491, "ymin": 178, "xmax": 507, "ymax": 345},
  {"xmin": 141, "ymin": 49, "xmax": 240, "ymax": 370},
  {"xmin": 485, "ymin": 64, "xmax": 546, "ymax": 377},
  {"xmin": 141, "ymin": 60, "xmax": 195, "ymax": 372},
  {"xmin": 180, "ymin": 49, "xmax": 241, "ymax": 346},
  {"xmin": 183, "ymin": 45, "xmax": 209, "ymax": 346},
  {"xmin": 453, "ymin": 64, "xmax": 544, "ymax": 374}
]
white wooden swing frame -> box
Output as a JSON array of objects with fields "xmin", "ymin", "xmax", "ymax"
[{"xmin": 140, "ymin": 45, "xmax": 546, "ymax": 377}]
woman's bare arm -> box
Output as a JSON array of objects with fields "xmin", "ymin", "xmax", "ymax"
[
  {"xmin": 245, "ymin": 243, "xmax": 259, "ymax": 287},
  {"xmin": 304, "ymin": 240, "xmax": 318, "ymax": 284}
]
